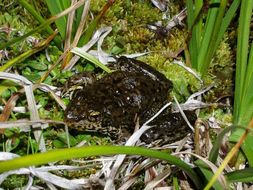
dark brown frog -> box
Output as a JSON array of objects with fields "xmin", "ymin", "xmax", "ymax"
[{"xmin": 64, "ymin": 57, "xmax": 196, "ymax": 143}]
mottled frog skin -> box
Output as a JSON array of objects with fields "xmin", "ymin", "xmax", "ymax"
[{"xmin": 64, "ymin": 57, "xmax": 196, "ymax": 143}]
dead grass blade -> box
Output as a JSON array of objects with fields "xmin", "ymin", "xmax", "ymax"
[
  {"xmin": 144, "ymin": 168, "xmax": 171, "ymax": 190},
  {"xmin": 0, "ymin": 72, "xmax": 46, "ymax": 151},
  {"xmin": 0, "ymin": 93, "xmax": 20, "ymax": 123}
]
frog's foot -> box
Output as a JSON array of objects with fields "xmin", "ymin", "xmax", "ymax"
[
  {"xmin": 98, "ymin": 126, "xmax": 132, "ymax": 143},
  {"xmin": 140, "ymin": 111, "xmax": 197, "ymax": 144}
]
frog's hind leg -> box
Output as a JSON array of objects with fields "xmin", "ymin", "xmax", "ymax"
[{"xmin": 140, "ymin": 111, "xmax": 196, "ymax": 144}]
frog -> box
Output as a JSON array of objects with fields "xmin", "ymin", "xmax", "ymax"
[{"xmin": 64, "ymin": 56, "xmax": 196, "ymax": 144}]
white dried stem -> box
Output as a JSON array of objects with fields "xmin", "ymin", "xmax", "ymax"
[{"xmin": 0, "ymin": 72, "xmax": 46, "ymax": 152}]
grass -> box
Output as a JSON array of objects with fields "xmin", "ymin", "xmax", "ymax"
[
  {"xmin": 0, "ymin": 145, "xmax": 202, "ymax": 188},
  {"xmin": 230, "ymin": 0, "xmax": 253, "ymax": 166},
  {"xmin": 186, "ymin": 0, "xmax": 253, "ymax": 188},
  {"xmin": 186, "ymin": 0, "xmax": 240, "ymax": 75}
]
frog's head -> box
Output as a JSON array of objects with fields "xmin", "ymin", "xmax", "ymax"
[{"xmin": 64, "ymin": 100, "xmax": 103, "ymax": 130}]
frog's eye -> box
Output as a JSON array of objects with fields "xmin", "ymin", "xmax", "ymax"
[{"xmin": 88, "ymin": 110, "xmax": 101, "ymax": 122}]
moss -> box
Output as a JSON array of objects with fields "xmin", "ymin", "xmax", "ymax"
[
  {"xmin": 92, "ymin": 0, "xmax": 164, "ymax": 53},
  {"xmin": 1, "ymin": 174, "xmax": 28, "ymax": 189},
  {"xmin": 200, "ymin": 108, "xmax": 232, "ymax": 126},
  {"xmin": 139, "ymin": 54, "xmax": 201, "ymax": 101}
]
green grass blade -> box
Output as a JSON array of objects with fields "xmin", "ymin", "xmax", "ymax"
[
  {"xmin": 230, "ymin": 134, "xmax": 253, "ymax": 167},
  {"xmin": 186, "ymin": 0, "xmax": 197, "ymax": 67},
  {"xmin": 188, "ymin": 0, "xmax": 239, "ymax": 75},
  {"xmin": 229, "ymin": 0, "xmax": 253, "ymax": 166},
  {"xmin": 71, "ymin": 47, "xmax": 111, "ymax": 73},
  {"xmin": 77, "ymin": 19, "xmax": 99, "ymax": 46},
  {"xmin": 197, "ymin": 0, "xmax": 219, "ymax": 73},
  {"xmin": 18, "ymin": 0, "xmax": 62, "ymax": 48},
  {"xmin": 195, "ymin": 160, "xmax": 224, "ymax": 190},
  {"xmin": 229, "ymin": 124, "xmax": 253, "ymax": 167},
  {"xmin": 199, "ymin": 167, "xmax": 224, "ymax": 189},
  {"xmin": 199, "ymin": 0, "xmax": 228, "ymax": 74},
  {"xmin": 244, "ymin": 38, "xmax": 253, "ymax": 92},
  {"xmin": 18, "ymin": 0, "xmax": 54, "ymax": 34},
  {"xmin": 239, "ymin": 42, "xmax": 253, "ymax": 125},
  {"xmin": 186, "ymin": 0, "xmax": 194, "ymax": 29},
  {"xmin": 0, "ymin": 145, "xmax": 202, "ymax": 188},
  {"xmin": 173, "ymin": 177, "xmax": 180, "ymax": 190},
  {"xmin": 45, "ymin": 0, "xmax": 71, "ymax": 39},
  {"xmin": 226, "ymin": 168, "xmax": 253, "ymax": 183},
  {"xmin": 194, "ymin": 0, "xmax": 203, "ymax": 49},
  {"xmin": 233, "ymin": 0, "xmax": 253, "ymax": 124},
  {"xmin": 208, "ymin": 126, "xmax": 236, "ymax": 163},
  {"xmin": 187, "ymin": 0, "xmax": 203, "ymax": 68},
  {"xmin": 214, "ymin": 0, "xmax": 240, "ymax": 51}
]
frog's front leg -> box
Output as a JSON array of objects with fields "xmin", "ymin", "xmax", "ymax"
[
  {"xmin": 62, "ymin": 72, "xmax": 96, "ymax": 98},
  {"xmin": 140, "ymin": 111, "xmax": 196, "ymax": 144},
  {"xmin": 95, "ymin": 125, "xmax": 128, "ymax": 143}
]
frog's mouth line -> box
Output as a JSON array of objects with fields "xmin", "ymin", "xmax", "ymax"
[
  {"xmin": 65, "ymin": 119, "xmax": 103, "ymax": 132},
  {"xmin": 65, "ymin": 119, "xmax": 123, "ymax": 139}
]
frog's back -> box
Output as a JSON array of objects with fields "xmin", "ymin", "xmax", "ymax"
[{"xmin": 67, "ymin": 70, "xmax": 169, "ymax": 129}]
